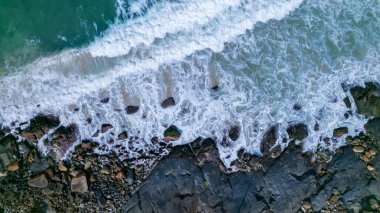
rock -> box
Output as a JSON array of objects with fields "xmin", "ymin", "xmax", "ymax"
[
  {"xmin": 101, "ymin": 124, "xmax": 113, "ymax": 133},
  {"xmin": 71, "ymin": 176, "xmax": 88, "ymax": 193},
  {"xmin": 293, "ymin": 104, "xmax": 302, "ymax": 111},
  {"xmin": 101, "ymin": 166, "xmax": 111, "ymax": 175},
  {"xmin": 100, "ymin": 97, "xmax": 109, "ymax": 104},
  {"xmin": 115, "ymin": 171, "xmax": 124, "ymax": 180},
  {"xmin": 20, "ymin": 114, "xmax": 60, "ymax": 142},
  {"xmin": 55, "ymin": 183, "xmax": 64, "ymax": 194},
  {"xmin": 260, "ymin": 125, "xmax": 278, "ymax": 156},
  {"xmin": 287, "ymin": 123, "xmax": 308, "ymax": 141},
  {"xmin": 367, "ymin": 164, "xmax": 375, "ymax": 171},
  {"xmin": 58, "ymin": 162, "xmax": 68, "ymax": 172},
  {"xmin": 49, "ymin": 125, "xmax": 78, "ymax": 160},
  {"xmin": 84, "ymin": 161, "xmax": 92, "ymax": 170},
  {"xmin": 350, "ymin": 82, "xmax": 380, "ymax": 117},
  {"xmin": 164, "ymin": 125, "xmax": 181, "ymax": 141},
  {"xmin": 51, "ymin": 174, "xmax": 62, "ymax": 182},
  {"xmin": 365, "ymin": 117, "xmax": 380, "ymax": 148},
  {"xmin": 42, "ymin": 187, "xmax": 55, "ymax": 195},
  {"xmin": 151, "ymin": 137, "xmax": 158, "ymax": 145},
  {"xmin": 161, "ymin": 97, "xmax": 176, "ymax": 108},
  {"xmin": 28, "ymin": 174, "xmax": 48, "ymax": 188},
  {"xmin": 333, "ymin": 127, "xmax": 348, "ymax": 138},
  {"xmin": 353, "ymin": 146, "xmax": 365, "ymax": 153},
  {"xmin": 126, "ymin": 105, "xmax": 139, "ymax": 114},
  {"xmin": 118, "ymin": 131, "xmax": 128, "ymax": 140},
  {"xmin": 6, "ymin": 162, "xmax": 19, "ymax": 171},
  {"xmin": 228, "ymin": 125, "xmax": 240, "ymax": 141}
]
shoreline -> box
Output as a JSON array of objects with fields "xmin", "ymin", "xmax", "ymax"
[{"xmin": 0, "ymin": 82, "xmax": 380, "ymax": 212}]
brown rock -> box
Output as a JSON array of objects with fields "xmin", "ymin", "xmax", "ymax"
[
  {"xmin": 6, "ymin": 162, "xmax": 19, "ymax": 172},
  {"xmin": 101, "ymin": 166, "xmax": 111, "ymax": 175},
  {"xmin": 28, "ymin": 174, "xmax": 48, "ymax": 188},
  {"xmin": 58, "ymin": 162, "xmax": 68, "ymax": 172},
  {"xmin": 118, "ymin": 131, "xmax": 128, "ymax": 140},
  {"xmin": 115, "ymin": 171, "xmax": 124, "ymax": 180},
  {"xmin": 228, "ymin": 125, "xmax": 240, "ymax": 141},
  {"xmin": 70, "ymin": 176, "xmax": 88, "ymax": 193},
  {"xmin": 101, "ymin": 124, "xmax": 113, "ymax": 133},
  {"xmin": 353, "ymin": 146, "xmax": 365, "ymax": 153}
]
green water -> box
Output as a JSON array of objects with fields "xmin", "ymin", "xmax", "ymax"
[{"xmin": 0, "ymin": 0, "xmax": 117, "ymax": 74}]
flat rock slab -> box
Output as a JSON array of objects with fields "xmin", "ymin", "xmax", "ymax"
[
  {"xmin": 71, "ymin": 176, "xmax": 88, "ymax": 193},
  {"xmin": 28, "ymin": 174, "xmax": 48, "ymax": 188}
]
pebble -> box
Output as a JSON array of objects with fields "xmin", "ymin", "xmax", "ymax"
[
  {"xmin": 59, "ymin": 162, "xmax": 68, "ymax": 172},
  {"xmin": 367, "ymin": 165, "xmax": 375, "ymax": 171},
  {"xmin": 370, "ymin": 149, "xmax": 377, "ymax": 156},
  {"xmin": 28, "ymin": 174, "xmax": 48, "ymax": 188},
  {"xmin": 353, "ymin": 146, "xmax": 364, "ymax": 153},
  {"xmin": 6, "ymin": 162, "xmax": 19, "ymax": 171}
]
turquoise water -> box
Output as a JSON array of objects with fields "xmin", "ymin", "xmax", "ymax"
[
  {"xmin": 0, "ymin": 0, "xmax": 379, "ymax": 165},
  {"xmin": 0, "ymin": 0, "xmax": 117, "ymax": 73}
]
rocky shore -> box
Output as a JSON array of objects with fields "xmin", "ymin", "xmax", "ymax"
[{"xmin": 1, "ymin": 82, "xmax": 380, "ymax": 212}]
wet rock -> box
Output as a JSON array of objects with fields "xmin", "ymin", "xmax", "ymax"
[
  {"xmin": 350, "ymin": 82, "xmax": 380, "ymax": 117},
  {"xmin": 228, "ymin": 125, "xmax": 240, "ymax": 141},
  {"xmin": 58, "ymin": 162, "xmax": 68, "ymax": 172},
  {"xmin": 48, "ymin": 124, "xmax": 78, "ymax": 160},
  {"xmin": 71, "ymin": 175, "xmax": 88, "ymax": 193},
  {"xmin": 287, "ymin": 123, "xmax": 308, "ymax": 141},
  {"xmin": 101, "ymin": 124, "xmax": 113, "ymax": 133},
  {"xmin": 20, "ymin": 114, "xmax": 60, "ymax": 143},
  {"xmin": 293, "ymin": 103, "xmax": 302, "ymax": 111},
  {"xmin": 333, "ymin": 127, "xmax": 348, "ymax": 138},
  {"xmin": 100, "ymin": 97, "xmax": 110, "ymax": 104},
  {"xmin": 28, "ymin": 174, "xmax": 48, "ymax": 188},
  {"xmin": 161, "ymin": 97, "xmax": 176, "ymax": 108},
  {"xmin": 260, "ymin": 125, "xmax": 279, "ymax": 156},
  {"xmin": 164, "ymin": 125, "xmax": 181, "ymax": 142},
  {"xmin": 118, "ymin": 131, "xmax": 128, "ymax": 140},
  {"xmin": 365, "ymin": 117, "xmax": 380, "ymax": 148},
  {"xmin": 126, "ymin": 105, "xmax": 139, "ymax": 114}
]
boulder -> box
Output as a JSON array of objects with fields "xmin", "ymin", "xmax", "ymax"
[
  {"xmin": 164, "ymin": 125, "xmax": 181, "ymax": 141},
  {"xmin": 260, "ymin": 125, "xmax": 279, "ymax": 156},
  {"xmin": 28, "ymin": 174, "xmax": 48, "ymax": 188},
  {"xmin": 118, "ymin": 132, "xmax": 128, "ymax": 140},
  {"xmin": 228, "ymin": 125, "xmax": 240, "ymax": 141},
  {"xmin": 101, "ymin": 124, "xmax": 113, "ymax": 133},
  {"xmin": 333, "ymin": 127, "xmax": 348, "ymax": 138},
  {"xmin": 350, "ymin": 82, "xmax": 380, "ymax": 117},
  {"xmin": 126, "ymin": 106, "xmax": 139, "ymax": 114},
  {"xmin": 71, "ymin": 176, "xmax": 88, "ymax": 193},
  {"xmin": 20, "ymin": 114, "xmax": 60, "ymax": 143},
  {"xmin": 287, "ymin": 123, "xmax": 308, "ymax": 141},
  {"xmin": 161, "ymin": 97, "xmax": 176, "ymax": 108}
]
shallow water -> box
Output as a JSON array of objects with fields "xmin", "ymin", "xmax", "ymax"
[{"xmin": 0, "ymin": 0, "xmax": 379, "ymax": 166}]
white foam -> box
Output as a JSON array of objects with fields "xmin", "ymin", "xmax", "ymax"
[{"xmin": 0, "ymin": 0, "xmax": 379, "ymax": 167}]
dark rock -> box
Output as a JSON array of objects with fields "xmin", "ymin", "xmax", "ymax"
[
  {"xmin": 343, "ymin": 97, "xmax": 351, "ymax": 109},
  {"xmin": 28, "ymin": 174, "xmax": 48, "ymax": 188},
  {"xmin": 333, "ymin": 127, "xmax": 348, "ymax": 138},
  {"xmin": 118, "ymin": 131, "xmax": 128, "ymax": 140},
  {"xmin": 287, "ymin": 123, "xmax": 308, "ymax": 141},
  {"xmin": 126, "ymin": 106, "xmax": 139, "ymax": 114},
  {"xmin": 350, "ymin": 82, "xmax": 380, "ymax": 117},
  {"xmin": 151, "ymin": 137, "xmax": 158, "ymax": 145},
  {"xmin": 293, "ymin": 104, "xmax": 302, "ymax": 111},
  {"xmin": 260, "ymin": 125, "xmax": 279, "ymax": 156},
  {"xmin": 100, "ymin": 97, "xmax": 110, "ymax": 104},
  {"xmin": 164, "ymin": 125, "xmax": 181, "ymax": 141},
  {"xmin": 365, "ymin": 117, "xmax": 380, "ymax": 148},
  {"xmin": 20, "ymin": 114, "xmax": 60, "ymax": 143},
  {"xmin": 161, "ymin": 97, "xmax": 176, "ymax": 108},
  {"xmin": 101, "ymin": 124, "xmax": 113, "ymax": 133},
  {"xmin": 211, "ymin": 85, "xmax": 219, "ymax": 91},
  {"xmin": 48, "ymin": 124, "xmax": 78, "ymax": 160},
  {"xmin": 228, "ymin": 125, "xmax": 240, "ymax": 141}
]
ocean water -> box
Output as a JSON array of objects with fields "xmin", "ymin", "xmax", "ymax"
[{"xmin": 0, "ymin": 0, "xmax": 379, "ymax": 166}]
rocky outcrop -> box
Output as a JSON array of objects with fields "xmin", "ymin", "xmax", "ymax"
[
  {"xmin": 350, "ymin": 82, "xmax": 380, "ymax": 117},
  {"xmin": 123, "ymin": 141, "xmax": 380, "ymax": 213},
  {"xmin": 287, "ymin": 123, "xmax": 308, "ymax": 141},
  {"xmin": 20, "ymin": 114, "xmax": 60, "ymax": 143}
]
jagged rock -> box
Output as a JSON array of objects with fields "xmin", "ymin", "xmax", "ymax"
[
  {"xmin": 350, "ymin": 82, "xmax": 380, "ymax": 117},
  {"xmin": 126, "ymin": 106, "xmax": 139, "ymax": 114},
  {"xmin": 333, "ymin": 127, "xmax": 348, "ymax": 138},
  {"xmin": 287, "ymin": 123, "xmax": 308, "ymax": 141},
  {"xmin": 48, "ymin": 124, "xmax": 78, "ymax": 160},
  {"xmin": 228, "ymin": 125, "xmax": 240, "ymax": 141},
  {"xmin": 58, "ymin": 162, "xmax": 68, "ymax": 172},
  {"xmin": 161, "ymin": 97, "xmax": 176, "ymax": 108},
  {"xmin": 260, "ymin": 125, "xmax": 279, "ymax": 156},
  {"xmin": 20, "ymin": 114, "xmax": 60, "ymax": 143},
  {"xmin": 100, "ymin": 97, "xmax": 110, "ymax": 104},
  {"xmin": 118, "ymin": 131, "xmax": 128, "ymax": 140},
  {"xmin": 71, "ymin": 175, "xmax": 88, "ymax": 193},
  {"xmin": 101, "ymin": 124, "xmax": 113, "ymax": 133},
  {"xmin": 164, "ymin": 125, "xmax": 181, "ymax": 141},
  {"xmin": 28, "ymin": 174, "xmax": 48, "ymax": 188}
]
